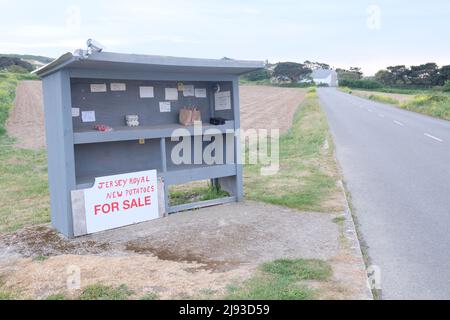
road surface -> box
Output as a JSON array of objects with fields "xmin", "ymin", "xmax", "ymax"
[{"xmin": 318, "ymin": 88, "xmax": 450, "ymax": 299}]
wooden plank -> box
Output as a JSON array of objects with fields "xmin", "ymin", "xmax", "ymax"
[{"xmin": 168, "ymin": 196, "xmax": 237, "ymax": 214}]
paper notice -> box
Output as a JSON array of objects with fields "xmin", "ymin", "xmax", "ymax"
[
  {"xmin": 159, "ymin": 102, "xmax": 171, "ymax": 113},
  {"xmin": 81, "ymin": 111, "xmax": 96, "ymax": 123},
  {"xmin": 214, "ymin": 91, "xmax": 232, "ymax": 111},
  {"xmin": 139, "ymin": 86, "xmax": 154, "ymax": 98},
  {"xmin": 183, "ymin": 85, "xmax": 195, "ymax": 97},
  {"xmin": 165, "ymin": 88, "xmax": 178, "ymax": 100},
  {"xmin": 110, "ymin": 83, "xmax": 126, "ymax": 91},
  {"xmin": 90, "ymin": 84, "xmax": 107, "ymax": 93},
  {"xmin": 72, "ymin": 108, "xmax": 80, "ymax": 117},
  {"xmin": 195, "ymin": 88, "xmax": 207, "ymax": 98}
]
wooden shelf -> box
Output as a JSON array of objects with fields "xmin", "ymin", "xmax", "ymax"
[
  {"xmin": 75, "ymin": 164, "xmax": 237, "ymax": 189},
  {"xmin": 73, "ymin": 121, "xmax": 235, "ymax": 145}
]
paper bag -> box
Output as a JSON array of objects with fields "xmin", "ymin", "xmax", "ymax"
[
  {"xmin": 179, "ymin": 107, "xmax": 193, "ymax": 126},
  {"xmin": 192, "ymin": 108, "xmax": 202, "ymax": 124}
]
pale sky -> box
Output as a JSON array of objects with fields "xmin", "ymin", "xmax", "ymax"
[{"xmin": 1, "ymin": 0, "xmax": 449, "ymax": 75}]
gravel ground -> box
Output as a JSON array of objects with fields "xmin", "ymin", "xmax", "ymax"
[{"xmin": 0, "ymin": 201, "xmax": 369, "ymax": 299}]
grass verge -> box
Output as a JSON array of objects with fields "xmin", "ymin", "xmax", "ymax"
[
  {"xmin": 340, "ymin": 86, "xmax": 450, "ymax": 121},
  {"xmin": 244, "ymin": 89, "xmax": 342, "ymax": 212},
  {"xmin": 367, "ymin": 94, "xmax": 399, "ymax": 105},
  {"xmin": 0, "ymin": 136, "xmax": 49, "ymax": 232},
  {"xmin": 225, "ymin": 258, "xmax": 332, "ymax": 300},
  {"xmin": 0, "ymin": 72, "xmax": 50, "ymax": 232},
  {"xmin": 400, "ymin": 94, "xmax": 450, "ymax": 120}
]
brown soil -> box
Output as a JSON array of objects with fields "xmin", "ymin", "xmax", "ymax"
[
  {"xmin": 6, "ymin": 81, "xmax": 45, "ymax": 149},
  {"xmin": 240, "ymin": 85, "xmax": 306, "ymax": 133}
]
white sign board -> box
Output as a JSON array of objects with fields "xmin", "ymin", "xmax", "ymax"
[
  {"xmin": 183, "ymin": 85, "xmax": 195, "ymax": 97},
  {"xmin": 83, "ymin": 170, "xmax": 159, "ymax": 234},
  {"xmin": 214, "ymin": 91, "xmax": 232, "ymax": 111},
  {"xmin": 90, "ymin": 84, "xmax": 107, "ymax": 93},
  {"xmin": 110, "ymin": 83, "xmax": 127, "ymax": 91},
  {"xmin": 81, "ymin": 111, "xmax": 96, "ymax": 122},
  {"xmin": 72, "ymin": 107, "xmax": 80, "ymax": 117},
  {"xmin": 139, "ymin": 86, "xmax": 154, "ymax": 98},
  {"xmin": 195, "ymin": 88, "xmax": 207, "ymax": 98},
  {"xmin": 159, "ymin": 101, "xmax": 171, "ymax": 113},
  {"xmin": 165, "ymin": 88, "xmax": 179, "ymax": 100}
]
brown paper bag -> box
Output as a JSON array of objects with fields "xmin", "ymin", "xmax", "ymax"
[
  {"xmin": 191, "ymin": 107, "xmax": 202, "ymax": 124},
  {"xmin": 179, "ymin": 107, "xmax": 193, "ymax": 126}
]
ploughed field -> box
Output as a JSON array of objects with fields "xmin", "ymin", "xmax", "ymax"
[{"xmin": 7, "ymin": 83, "xmax": 306, "ymax": 149}]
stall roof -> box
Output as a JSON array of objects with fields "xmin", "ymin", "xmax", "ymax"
[{"xmin": 34, "ymin": 51, "xmax": 265, "ymax": 77}]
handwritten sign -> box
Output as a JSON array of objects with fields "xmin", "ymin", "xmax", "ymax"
[{"xmin": 83, "ymin": 170, "xmax": 159, "ymax": 234}]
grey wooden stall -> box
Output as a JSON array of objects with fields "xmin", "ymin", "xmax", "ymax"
[{"xmin": 35, "ymin": 51, "xmax": 264, "ymax": 238}]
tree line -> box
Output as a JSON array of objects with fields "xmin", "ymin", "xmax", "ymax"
[{"xmin": 375, "ymin": 63, "xmax": 450, "ymax": 88}]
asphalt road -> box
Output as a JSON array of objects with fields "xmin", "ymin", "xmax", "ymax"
[{"xmin": 318, "ymin": 88, "xmax": 450, "ymax": 300}]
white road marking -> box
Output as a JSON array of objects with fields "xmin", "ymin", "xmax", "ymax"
[
  {"xmin": 424, "ymin": 133, "xmax": 443, "ymax": 142},
  {"xmin": 378, "ymin": 114, "xmax": 385, "ymax": 118},
  {"xmin": 368, "ymin": 109, "xmax": 373, "ymax": 112},
  {"xmin": 394, "ymin": 120, "xmax": 404, "ymax": 126}
]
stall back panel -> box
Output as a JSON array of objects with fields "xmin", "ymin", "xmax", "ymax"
[
  {"xmin": 165, "ymin": 133, "xmax": 233, "ymax": 170},
  {"xmin": 74, "ymin": 139, "xmax": 162, "ymax": 184},
  {"xmin": 70, "ymin": 79, "xmax": 233, "ymax": 129}
]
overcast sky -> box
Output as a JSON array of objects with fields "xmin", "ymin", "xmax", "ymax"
[{"xmin": 1, "ymin": 0, "xmax": 449, "ymax": 75}]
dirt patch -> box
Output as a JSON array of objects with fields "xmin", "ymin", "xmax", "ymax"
[
  {"xmin": 6, "ymin": 81, "xmax": 45, "ymax": 150},
  {"xmin": 0, "ymin": 226, "xmax": 110, "ymax": 259},
  {"xmin": 240, "ymin": 85, "xmax": 306, "ymax": 133}
]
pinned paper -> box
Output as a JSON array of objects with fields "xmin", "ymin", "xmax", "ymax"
[
  {"xmin": 110, "ymin": 83, "xmax": 126, "ymax": 91},
  {"xmin": 81, "ymin": 111, "xmax": 96, "ymax": 123},
  {"xmin": 159, "ymin": 102, "xmax": 171, "ymax": 113},
  {"xmin": 183, "ymin": 85, "xmax": 195, "ymax": 97},
  {"xmin": 195, "ymin": 88, "xmax": 207, "ymax": 98},
  {"xmin": 90, "ymin": 84, "xmax": 107, "ymax": 93},
  {"xmin": 139, "ymin": 86, "xmax": 154, "ymax": 98},
  {"xmin": 177, "ymin": 82, "xmax": 184, "ymax": 91},
  {"xmin": 165, "ymin": 88, "xmax": 178, "ymax": 100},
  {"xmin": 72, "ymin": 108, "xmax": 80, "ymax": 117},
  {"xmin": 214, "ymin": 91, "xmax": 232, "ymax": 111}
]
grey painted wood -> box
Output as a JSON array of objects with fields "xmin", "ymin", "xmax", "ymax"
[
  {"xmin": 42, "ymin": 70, "xmax": 76, "ymax": 237},
  {"xmin": 168, "ymin": 196, "xmax": 237, "ymax": 214},
  {"xmin": 35, "ymin": 52, "xmax": 264, "ymax": 77},
  {"xmin": 231, "ymin": 78, "xmax": 244, "ymax": 200},
  {"xmin": 73, "ymin": 122, "xmax": 235, "ymax": 144}
]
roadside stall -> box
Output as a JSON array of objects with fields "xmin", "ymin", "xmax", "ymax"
[{"xmin": 36, "ymin": 46, "xmax": 263, "ymax": 237}]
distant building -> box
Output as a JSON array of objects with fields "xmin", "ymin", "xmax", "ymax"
[{"xmin": 311, "ymin": 69, "xmax": 338, "ymax": 87}]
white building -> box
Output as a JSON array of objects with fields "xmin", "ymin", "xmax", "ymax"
[{"xmin": 311, "ymin": 69, "xmax": 338, "ymax": 87}]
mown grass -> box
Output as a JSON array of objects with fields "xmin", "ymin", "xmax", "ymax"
[
  {"xmin": 225, "ymin": 259, "xmax": 332, "ymax": 300},
  {"xmin": 244, "ymin": 90, "xmax": 341, "ymax": 212}
]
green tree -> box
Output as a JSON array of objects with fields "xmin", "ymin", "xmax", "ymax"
[
  {"xmin": 273, "ymin": 62, "xmax": 311, "ymax": 82},
  {"xmin": 336, "ymin": 67, "xmax": 363, "ymax": 81}
]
